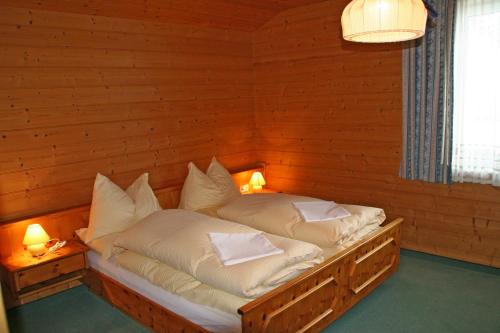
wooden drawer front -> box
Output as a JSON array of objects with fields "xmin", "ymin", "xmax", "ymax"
[
  {"xmin": 16, "ymin": 254, "xmax": 85, "ymax": 290},
  {"xmin": 19, "ymin": 278, "xmax": 82, "ymax": 305},
  {"xmin": 349, "ymin": 236, "xmax": 397, "ymax": 297}
]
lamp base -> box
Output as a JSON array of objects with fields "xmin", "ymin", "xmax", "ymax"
[
  {"xmin": 27, "ymin": 243, "xmax": 47, "ymax": 257},
  {"xmin": 252, "ymin": 185, "xmax": 263, "ymax": 192}
]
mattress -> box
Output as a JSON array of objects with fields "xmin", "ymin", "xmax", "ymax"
[{"xmin": 87, "ymin": 250, "xmax": 241, "ymax": 333}]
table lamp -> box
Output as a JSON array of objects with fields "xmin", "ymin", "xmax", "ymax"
[
  {"xmin": 249, "ymin": 171, "xmax": 266, "ymax": 192},
  {"xmin": 23, "ymin": 224, "xmax": 50, "ymax": 257}
]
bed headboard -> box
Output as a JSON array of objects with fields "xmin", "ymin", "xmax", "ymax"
[{"xmin": 0, "ymin": 163, "xmax": 265, "ymax": 258}]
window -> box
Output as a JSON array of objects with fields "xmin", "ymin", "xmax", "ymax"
[{"xmin": 452, "ymin": 0, "xmax": 500, "ymax": 186}]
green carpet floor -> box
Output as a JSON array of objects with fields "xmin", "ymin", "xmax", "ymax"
[{"xmin": 7, "ymin": 250, "xmax": 500, "ymax": 333}]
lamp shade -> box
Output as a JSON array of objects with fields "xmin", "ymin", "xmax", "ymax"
[
  {"xmin": 341, "ymin": 0, "xmax": 427, "ymax": 43},
  {"xmin": 23, "ymin": 224, "xmax": 50, "ymax": 246},
  {"xmin": 249, "ymin": 171, "xmax": 266, "ymax": 190}
]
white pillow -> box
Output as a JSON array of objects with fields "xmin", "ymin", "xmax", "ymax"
[
  {"xmin": 206, "ymin": 157, "xmax": 241, "ymax": 203},
  {"xmin": 126, "ymin": 173, "xmax": 162, "ymax": 221},
  {"xmin": 85, "ymin": 173, "xmax": 161, "ymax": 243},
  {"xmin": 178, "ymin": 162, "xmax": 224, "ymax": 211},
  {"xmin": 75, "ymin": 228, "xmax": 118, "ymax": 260},
  {"xmin": 75, "ymin": 228, "xmax": 88, "ymax": 242},
  {"xmin": 178, "ymin": 158, "xmax": 241, "ymax": 211}
]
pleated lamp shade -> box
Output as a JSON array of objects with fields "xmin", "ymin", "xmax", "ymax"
[{"xmin": 341, "ymin": 0, "xmax": 428, "ymax": 43}]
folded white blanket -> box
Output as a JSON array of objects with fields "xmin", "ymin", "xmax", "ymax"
[
  {"xmin": 293, "ymin": 201, "xmax": 351, "ymax": 222},
  {"xmin": 113, "ymin": 209, "xmax": 323, "ymax": 298},
  {"xmin": 208, "ymin": 232, "xmax": 284, "ymax": 266}
]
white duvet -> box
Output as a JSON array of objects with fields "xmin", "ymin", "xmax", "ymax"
[
  {"xmin": 113, "ymin": 209, "xmax": 323, "ymax": 298},
  {"xmin": 217, "ymin": 193, "xmax": 386, "ymax": 247}
]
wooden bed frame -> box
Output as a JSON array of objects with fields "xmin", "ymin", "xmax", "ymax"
[{"xmin": 0, "ymin": 164, "xmax": 403, "ymax": 333}]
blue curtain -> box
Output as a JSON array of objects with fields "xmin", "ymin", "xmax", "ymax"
[{"xmin": 401, "ymin": 0, "xmax": 456, "ymax": 184}]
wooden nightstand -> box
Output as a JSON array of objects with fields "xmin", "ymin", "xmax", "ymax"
[{"xmin": 0, "ymin": 240, "xmax": 88, "ymax": 308}]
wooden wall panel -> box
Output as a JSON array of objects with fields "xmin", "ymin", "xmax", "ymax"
[
  {"xmin": 253, "ymin": 0, "xmax": 500, "ymax": 267},
  {"xmin": 0, "ymin": 5, "xmax": 255, "ymax": 221},
  {"xmin": 1, "ymin": 0, "xmax": 498, "ymax": 268},
  {"xmin": 0, "ymin": 0, "xmax": 326, "ymax": 32},
  {"xmin": 0, "ymin": 166, "xmax": 261, "ymax": 258}
]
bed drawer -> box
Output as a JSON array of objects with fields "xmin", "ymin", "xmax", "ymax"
[
  {"xmin": 15, "ymin": 253, "xmax": 86, "ymax": 291},
  {"xmin": 349, "ymin": 235, "xmax": 398, "ymax": 297}
]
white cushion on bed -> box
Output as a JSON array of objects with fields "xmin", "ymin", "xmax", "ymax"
[
  {"xmin": 178, "ymin": 162, "xmax": 224, "ymax": 211},
  {"xmin": 86, "ymin": 173, "xmax": 161, "ymax": 243},
  {"xmin": 206, "ymin": 157, "xmax": 240, "ymax": 203},
  {"xmin": 126, "ymin": 173, "xmax": 162, "ymax": 221},
  {"xmin": 75, "ymin": 227, "xmax": 87, "ymax": 242},
  {"xmin": 76, "ymin": 227, "xmax": 119, "ymax": 259},
  {"xmin": 178, "ymin": 158, "xmax": 239, "ymax": 211}
]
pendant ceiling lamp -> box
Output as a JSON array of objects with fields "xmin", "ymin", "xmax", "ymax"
[{"xmin": 341, "ymin": 0, "xmax": 428, "ymax": 43}]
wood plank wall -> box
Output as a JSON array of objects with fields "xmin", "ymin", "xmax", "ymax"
[
  {"xmin": 0, "ymin": 0, "xmax": 498, "ymax": 267},
  {"xmin": 0, "ymin": 0, "xmax": 326, "ymax": 32},
  {"xmin": 0, "ymin": 5, "xmax": 255, "ymax": 222},
  {"xmin": 253, "ymin": 0, "xmax": 500, "ymax": 267},
  {"xmin": 0, "ymin": 0, "xmax": 277, "ymax": 32}
]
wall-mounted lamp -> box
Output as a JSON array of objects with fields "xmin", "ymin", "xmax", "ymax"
[
  {"xmin": 249, "ymin": 171, "xmax": 266, "ymax": 192},
  {"xmin": 23, "ymin": 224, "xmax": 50, "ymax": 257},
  {"xmin": 341, "ymin": 0, "xmax": 427, "ymax": 43}
]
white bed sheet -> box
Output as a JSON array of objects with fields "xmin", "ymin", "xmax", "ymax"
[{"xmin": 87, "ymin": 250, "xmax": 241, "ymax": 333}]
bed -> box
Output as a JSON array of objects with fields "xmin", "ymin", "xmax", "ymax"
[
  {"xmin": 1, "ymin": 164, "xmax": 403, "ymax": 333},
  {"xmin": 82, "ymin": 217, "xmax": 402, "ymax": 333}
]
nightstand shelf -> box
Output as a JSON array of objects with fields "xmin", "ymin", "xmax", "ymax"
[{"xmin": 0, "ymin": 240, "xmax": 88, "ymax": 308}]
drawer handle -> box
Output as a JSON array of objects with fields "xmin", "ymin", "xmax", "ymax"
[
  {"xmin": 354, "ymin": 237, "xmax": 395, "ymax": 265},
  {"xmin": 351, "ymin": 263, "xmax": 393, "ymax": 295},
  {"xmin": 296, "ymin": 309, "xmax": 333, "ymax": 333}
]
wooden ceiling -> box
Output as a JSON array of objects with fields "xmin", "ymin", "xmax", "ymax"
[{"xmin": 2, "ymin": 0, "xmax": 328, "ymax": 31}]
